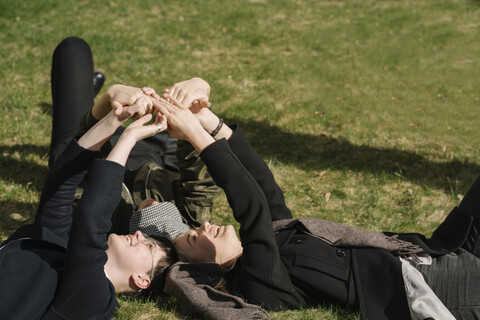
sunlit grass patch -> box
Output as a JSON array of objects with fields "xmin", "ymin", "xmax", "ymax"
[{"xmin": 2, "ymin": 0, "xmax": 480, "ymax": 318}]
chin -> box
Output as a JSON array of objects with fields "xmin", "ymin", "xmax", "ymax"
[
  {"xmin": 226, "ymin": 225, "xmax": 240, "ymax": 241},
  {"xmin": 107, "ymin": 233, "xmax": 122, "ymax": 247}
]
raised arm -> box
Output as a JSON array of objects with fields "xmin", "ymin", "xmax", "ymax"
[
  {"xmin": 153, "ymin": 98, "xmax": 297, "ymax": 307},
  {"xmin": 191, "ymin": 106, "xmax": 292, "ymax": 221},
  {"xmin": 47, "ymin": 104, "xmax": 165, "ymax": 319},
  {"xmin": 35, "ymin": 92, "xmax": 153, "ymax": 237},
  {"xmin": 164, "ymin": 85, "xmax": 291, "ymax": 221}
]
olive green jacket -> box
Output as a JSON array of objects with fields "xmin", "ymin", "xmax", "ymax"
[{"xmin": 75, "ymin": 109, "xmax": 220, "ymax": 233}]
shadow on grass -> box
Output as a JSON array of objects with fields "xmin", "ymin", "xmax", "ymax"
[
  {"xmin": 0, "ymin": 144, "xmax": 47, "ymax": 238},
  {"xmin": 0, "ymin": 200, "xmax": 38, "ymax": 241},
  {"xmin": 230, "ymin": 118, "xmax": 479, "ymax": 193},
  {"xmin": 39, "ymin": 102, "xmax": 53, "ymax": 115},
  {"xmin": 0, "ymin": 144, "xmax": 49, "ymax": 191}
]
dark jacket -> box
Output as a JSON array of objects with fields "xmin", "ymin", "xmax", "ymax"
[
  {"xmin": 199, "ymin": 126, "xmax": 475, "ymax": 320},
  {"xmin": 0, "ymin": 140, "xmax": 122, "ymax": 320}
]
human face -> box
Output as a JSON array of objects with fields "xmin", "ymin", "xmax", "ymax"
[
  {"xmin": 174, "ymin": 221, "xmax": 243, "ymax": 267},
  {"xmin": 106, "ymin": 230, "xmax": 165, "ymax": 279}
]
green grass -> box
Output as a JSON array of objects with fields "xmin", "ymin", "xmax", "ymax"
[{"xmin": 1, "ymin": 0, "xmax": 480, "ymax": 318}]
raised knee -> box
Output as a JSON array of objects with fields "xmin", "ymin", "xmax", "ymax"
[{"xmin": 54, "ymin": 36, "xmax": 91, "ymax": 56}]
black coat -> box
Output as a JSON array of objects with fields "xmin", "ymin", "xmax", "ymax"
[
  {"xmin": 200, "ymin": 126, "xmax": 475, "ymax": 320},
  {"xmin": 0, "ymin": 141, "xmax": 121, "ymax": 320}
]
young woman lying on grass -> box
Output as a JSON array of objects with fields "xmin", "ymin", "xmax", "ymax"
[
  {"xmin": 0, "ymin": 37, "xmax": 183, "ymax": 319},
  {"xmin": 153, "ymin": 84, "xmax": 480, "ymax": 320},
  {"xmin": 0, "ymin": 96, "xmax": 178, "ymax": 319}
]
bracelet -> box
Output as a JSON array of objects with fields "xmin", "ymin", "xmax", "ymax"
[{"xmin": 210, "ymin": 118, "xmax": 224, "ymax": 137}]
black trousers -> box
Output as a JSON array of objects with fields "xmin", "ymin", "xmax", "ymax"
[
  {"xmin": 418, "ymin": 248, "xmax": 480, "ymax": 319},
  {"xmin": 458, "ymin": 175, "xmax": 480, "ymax": 257},
  {"xmin": 49, "ymin": 37, "xmax": 95, "ymax": 168},
  {"xmin": 416, "ymin": 174, "xmax": 480, "ymax": 319}
]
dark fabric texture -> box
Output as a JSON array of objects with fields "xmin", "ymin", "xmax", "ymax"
[
  {"xmin": 458, "ymin": 174, "xmax": 480, "ymax": 257},
  {"xmin": 44, "ymin": 158, "xmax": 123, "ymax": 320},
  {"xmin": 418, "ymin": 249, "xmax": 480, "ymax": 319},
  {"xmin": 0, "ymin": 141, "xmax": 119, "ymax": 320}
]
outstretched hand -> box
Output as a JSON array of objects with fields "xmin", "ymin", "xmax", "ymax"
[
  {"xmin": 163, "ymin": 77, "xmax": 211, "ymax": 111},
  {"xmin": 94, "ymin": 84, "xmax": 155, "ymax": 120},
  {"xmin": 153, "ymin": 98, "xmax": 203, "ymax": 141},
  {"xmin": 121, "ymin": 111, "xmax": 167, "ymax": 143},
  {"xmin": 105, "ymin": 107, "xmax": 167, "ymax": 166}
]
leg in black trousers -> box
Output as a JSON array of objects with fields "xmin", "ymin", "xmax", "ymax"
[
  {"xmin": 458, "ymin": 176, "xmax": 480, "ymax": 257},
  {"xmin": 49, "ymin": 37, "xmax": 95, "ymax": 168}
]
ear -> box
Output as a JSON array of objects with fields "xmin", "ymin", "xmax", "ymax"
[{"xmin": 131, "ymin": 273, "xmax": 151, "ymax": 290}]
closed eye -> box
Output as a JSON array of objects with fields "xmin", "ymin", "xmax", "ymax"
[{"xmin": 187, "ymin": 233, "xmax": 198, "ymax": 247}]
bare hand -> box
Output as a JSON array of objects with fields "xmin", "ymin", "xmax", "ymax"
[
  {"xmin": 142, "ymin": 87, "xmax": 161, "ymax": 100},
  {"xmin": 122, "ymin": 112, "xmax": 167, "ymax": 142},
  {"xmin": 101, "ymin": 84, "xmax": 154, "ymax": 119},
  {"xmin": 152, "ymin": 98, "xmax": 203, "ymax": 141},
  {"xmin": 163, "ymin": 78, "xmax": 211, "ymax": 110}
]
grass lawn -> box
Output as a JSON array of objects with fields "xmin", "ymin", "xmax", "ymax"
[{"xmin": 1, "ymin": 0, "xmax": 480, "ymax": 318}]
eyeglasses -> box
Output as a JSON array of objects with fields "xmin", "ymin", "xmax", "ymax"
[{"xmin": 142, "ymin": 237, "xmax": 159, "ymax": 280}]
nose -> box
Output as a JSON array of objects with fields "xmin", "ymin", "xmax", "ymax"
[{"xmin": 199, "ymin": 221, "xmax": 210, "ymax": 234}]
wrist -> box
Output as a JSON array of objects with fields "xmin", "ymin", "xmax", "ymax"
[
  {"xmin": 103, "ymin": 109, "xmax": 124, "ymax": 128},
  {"xmin": 106, "ymin": 133, "xmax": 136, "ymax": 166},
  {"xmin": 189, "ymin": 129, "xmax": 215, "ymax": 153},
  {"xmin": 209, "ymin": 118, "xmax": 224, "ymax": 138},
  {"xmin": 198, "ymin": 109, "xmax": 219, "ymax": 133},
  {"xmin": 116, "ymin": 133, "xmax": 137, "ymax": 150},
  {"xmin": 214, "ymin": 122, "xmax": 233, "ymax": 140},
  {"xmin": 92, "ymin": 89, "xmax": 114, "ymax": 120}
]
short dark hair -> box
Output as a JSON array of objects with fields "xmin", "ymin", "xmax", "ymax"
[{"xmin": 141, "ymin": 235, "xmax": 178, "ymax": 297}]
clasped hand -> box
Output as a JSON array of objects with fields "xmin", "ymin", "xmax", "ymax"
[{"xmin": 98, "ymin": 77, "xmax": 213, "ymax": 150}]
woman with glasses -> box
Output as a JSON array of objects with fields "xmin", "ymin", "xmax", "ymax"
[{"xmin": 0, "ymin": 40, "xmax": 176, "ymax": 319}]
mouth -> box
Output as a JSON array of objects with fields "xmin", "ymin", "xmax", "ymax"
[{"xmin": 214, "ymin": 226, "xmax": 224, "ymax": 238}]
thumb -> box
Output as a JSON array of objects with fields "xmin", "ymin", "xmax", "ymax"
[
  {"xmin": 134, "ymin": 112, "xmax": 153, "ymax": 125},
  {"xmin": 112, "ymin": 100, "xmax": 123, "ymax": 109}
]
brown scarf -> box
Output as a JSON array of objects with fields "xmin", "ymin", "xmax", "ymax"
[
  {"xmin": 164, "ymin": 262, "xmax": 270, "ymax": 320},
  {"xmin": 164, "ymin": 218, "xmax": 423, "ymax": 320}
]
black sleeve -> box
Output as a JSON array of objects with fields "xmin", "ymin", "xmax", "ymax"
[
  {"xmin": 200, "ymin": 139, "xmax": 298, "ymax": 308},
  {"xmin": 35, "ymin": 139, "xmax": 97, "ymax": 242},
  {"xmin": 47, "ymin": 159, "xmax": 123, "ymax": 320},
  {"xmin": 227, "ymin": 125, "xmax": 292, "ymax": 221}
]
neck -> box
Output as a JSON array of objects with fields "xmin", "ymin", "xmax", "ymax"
[
  {"xmin": 104, "ymin": 260, "xmax": 130, "ymax": 293},
  {"xmin": 220, "ymin": 249, "xmax": 243, "ymax": 269}
]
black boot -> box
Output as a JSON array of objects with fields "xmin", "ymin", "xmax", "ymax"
[{"xmin": 93, "ymin": 71, "xmax": 105, "ymax": 97}]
